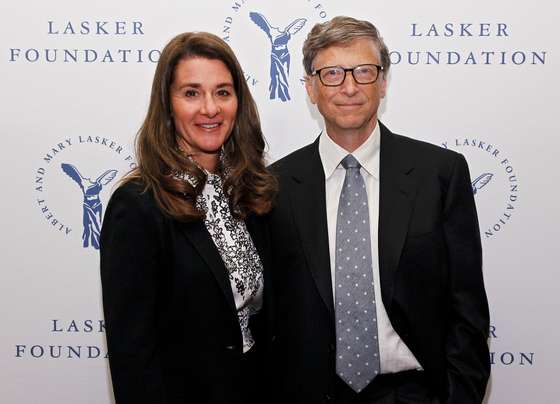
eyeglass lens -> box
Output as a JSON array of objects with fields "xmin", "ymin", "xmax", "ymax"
[{"xmin": 319, "ymin": 65, "xmax": 379, "ymax": 85}]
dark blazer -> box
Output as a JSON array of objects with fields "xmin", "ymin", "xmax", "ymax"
[
  {"xmin": 268, "ymin": 122, "xmax": 490, "ymax": 404},
  {"xmin": 100, "ymin": 181, "xmax": 272, "ymax": 404}
]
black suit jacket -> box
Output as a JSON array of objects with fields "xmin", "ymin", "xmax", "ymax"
[
  {"xmin": 100, "ymin": 181, "xmax": 272, "ymax": 404},
  {"xmin": 268, "ymin": 123, "xmax": 490, "ymax": 404}
]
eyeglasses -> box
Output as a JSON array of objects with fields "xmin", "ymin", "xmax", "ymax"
[{"xmin": 311, "ymin": 64, "xmax": 384, "ymax": 87}]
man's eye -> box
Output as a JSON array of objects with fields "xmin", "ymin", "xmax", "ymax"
[
  {"xmin": 325, "ymin": 68, "xmax": 341, "ymax": 76},
  {"xmin": 356, "ymin": 66, "xmax": 374, "ymax": 75}
]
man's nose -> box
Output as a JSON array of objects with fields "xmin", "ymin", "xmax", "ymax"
[{"xmin": 340, "ymin": 72, "xmax": 359, "ymax": 95}]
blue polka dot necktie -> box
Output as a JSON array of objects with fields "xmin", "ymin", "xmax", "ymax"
[{"xmin": 335, "ymin": 154, "xmax": 380, "ymax": 392}]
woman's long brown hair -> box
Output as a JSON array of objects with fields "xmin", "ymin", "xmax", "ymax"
[{"xmin": 124, "ymin": 32, "xmax": 277, "ymax": 221}]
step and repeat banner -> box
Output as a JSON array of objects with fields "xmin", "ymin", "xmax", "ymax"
[{"xmin": 1, "ymin": 0, "xmax": 557, "ymax": 402}]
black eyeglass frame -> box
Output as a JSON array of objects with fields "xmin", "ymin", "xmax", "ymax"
[{"xmin": 311, "ymin": 64, "xmax": 384, "ymax": 87}]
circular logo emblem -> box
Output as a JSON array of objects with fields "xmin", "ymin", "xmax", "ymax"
[
  {"xmin": 34, "ymin": 135, "xmax": 136, "ymax": 250},
  {"xmin": 219, "ymin": 0, "xmax": 330, "ymax": 104},
  {"xmin": 441, "ymin": 138, "xmax": 519, "ymax": 239}
]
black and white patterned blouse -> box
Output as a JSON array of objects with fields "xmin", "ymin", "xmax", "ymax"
[{"xmin": 178, "ymin": 170, "xmax": 264, "ymax": 353}]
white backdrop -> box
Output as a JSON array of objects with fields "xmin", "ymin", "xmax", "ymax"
[{"xmin": 1, "ymin": 0, "xmax": 557, "ymax": 403}]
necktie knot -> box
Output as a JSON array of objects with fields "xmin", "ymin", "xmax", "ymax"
[{"xmin": 341, "ymin": 154, "xmax": 360, "ymax": 170}]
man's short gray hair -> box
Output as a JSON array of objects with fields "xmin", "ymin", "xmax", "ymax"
[{"xmin": 302, "ymin": 16, "xmax": 390, "ymax": 75}]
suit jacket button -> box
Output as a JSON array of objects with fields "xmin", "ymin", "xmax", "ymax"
[
  {"xmin": 323, "ymin": 394, "xmax": 333, "ymax": 403},
  {"xmin": 329, "ymin": 343, "xmax": 335, "ymax": 352},
  {"xmin": 225, "ymin": 345, "xmax": 237, "ymax": 350}
]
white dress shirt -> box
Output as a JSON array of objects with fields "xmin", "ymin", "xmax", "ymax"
[{"xmin": 319, "ymin": 122, "xmax": 422, "ymax": 373}]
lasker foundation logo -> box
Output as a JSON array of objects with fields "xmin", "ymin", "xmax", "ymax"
[
  {"xmin": 8, "ymin": 19, "xmax": 160, "ymax": 64},
  {"xmin": 15, "ymin": 319, "xmax": 108, "ymax": 360},
  {"xmin": 219, "ymin": 0, "xmax": 330, "ymax": 103},
  {"xmin": 34, "ymin": 135, "xmax": 136, "ymax": 250},
  {"xmin": 489, "ymin": 324, "xmax": 534, "ymax": 368},
  {"xmin": 391, "ymin": 22, "xmax": 547, "ymax": 66},
  {"xmin": 441, "ymin": 138, "xmax": 519, "ymax": 239}
]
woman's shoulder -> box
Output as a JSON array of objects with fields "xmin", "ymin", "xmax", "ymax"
[
  {"xmin": 107, "ymin": 179, "xmax": 161, "ymax": 219},
  {"xmin": 101, "ymin": 180, "xmax": 170, "ymax": 254},
  {"xmin": 112, "ymin": 179, "xmax": 147, "ymax": 197}
]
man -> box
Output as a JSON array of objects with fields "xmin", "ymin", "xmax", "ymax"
[{"xmin": 268, "ymin": 16, "xmax": 490, "ymax": 404}]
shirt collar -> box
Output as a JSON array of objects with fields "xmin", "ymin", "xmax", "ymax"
[
  {"xmin": 174, "ymin": 149, "xmax": 229, "ymax": 188},
  {"xmin": 319, "ymin": 122, "xmax": 381, "ymax": 180}
]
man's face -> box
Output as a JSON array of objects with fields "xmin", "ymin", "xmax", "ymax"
[{"xmin": 305, "ymin": 38, "xmax": 387, "ymax": 141}]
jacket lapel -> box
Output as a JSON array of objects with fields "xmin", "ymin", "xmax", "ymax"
[
  {"xmin": 378, "ymin": 123, "xmax": 417, "ymax": 310},
  {"xmin": 245, "ymin": 214, "xmax": 273, "ymax": 341},
  {"xmin": 281, "ymin": 125, "xmax": 417, "ymax": 319},
  {"xmin": 287, "ymin": 139, "xmax": 334, "ymax": 320},
  {"xmin": 245, "ymin": 215, "xmax": 269, "ymax": 273},
  {"xmin": 179, "ymin": 221, "xmax": 237, "ymax": 317}
]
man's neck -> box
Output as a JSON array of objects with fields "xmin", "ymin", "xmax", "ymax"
[{"xmin": 325, "ymin": 119, "xmax": 378, "ymax": 153}]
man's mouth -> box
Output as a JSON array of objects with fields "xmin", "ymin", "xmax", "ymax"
[{"xmin": 336, "ymin": 103, "xmax": 363, "ymax": 108}]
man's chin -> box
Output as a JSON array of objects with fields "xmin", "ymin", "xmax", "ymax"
[{"xmin": 334, "ymin": 118, "xmax": 369, "ymax": 131}]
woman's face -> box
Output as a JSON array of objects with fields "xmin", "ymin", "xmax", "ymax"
[{"xmin": 170, "ymin": 56, "xmax": 238, "ymax": 172}]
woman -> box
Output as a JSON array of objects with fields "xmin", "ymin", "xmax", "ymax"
[{"xmin": 100, "ymin": 32, "xmax": 277, "ymax": 404}]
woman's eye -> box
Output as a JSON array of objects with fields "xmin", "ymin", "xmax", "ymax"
[
  {"xmin": 185, "ymin": 89, "xmax": 198, "ymax": 97},
  {"xmin": 217, "ymin": 89, "xmax": 231, "ymax": 97}
]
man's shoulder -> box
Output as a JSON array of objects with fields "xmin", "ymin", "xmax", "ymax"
[
  {"xmin": 390, "ymin": 131, "xmax": 458, "ymax": 161},
  {"xmin": 269, "ymin": 140, "xmax": 318, "ymax": 176},
  {"xmin": 385, "ymin": 128, "xmax": 461, "ymax": 174}
]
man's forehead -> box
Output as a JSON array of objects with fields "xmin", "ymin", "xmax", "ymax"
[{"xmin": 312, "ymin": 38, "xmax": 381, "ymax": 66}]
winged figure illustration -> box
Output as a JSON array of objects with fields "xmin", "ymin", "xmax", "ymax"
[
  {"xmin": 61, "ymin": 163, "xmax": 117, "ymax": 249},
  {"xmin": 471, "ymin": 173, "xmax": 493, "ymax": 195},
  {"xmin": 249, "ymin": 12, "xmax": 307, "ymax": 101}
]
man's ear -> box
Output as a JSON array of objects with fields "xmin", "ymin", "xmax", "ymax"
[
  {"xmin": 305, "ymin": 76, "xmax": 317, "ymax": 104},
  {"xmin": 379, "ymin": 74, "xmax": 388, "ymax": 99}
]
